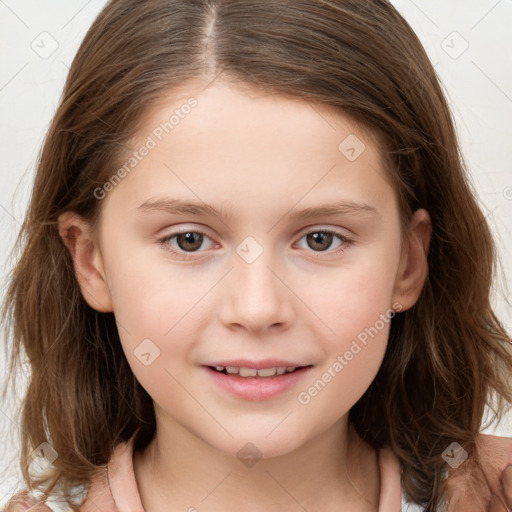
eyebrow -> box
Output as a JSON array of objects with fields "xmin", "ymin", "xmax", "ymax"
[{"xmin": 135, "ymin": 197, "xmax": 379, "ymax": 223}]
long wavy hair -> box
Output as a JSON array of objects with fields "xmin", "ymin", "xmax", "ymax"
[{"xmin": 2, "ymin": 0, "xmax": 512, "ymax": 510}]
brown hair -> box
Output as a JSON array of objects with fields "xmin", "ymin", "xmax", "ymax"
[{"xmin": 2, "ymin": 0, "xmax": 512, "ymax": 510}]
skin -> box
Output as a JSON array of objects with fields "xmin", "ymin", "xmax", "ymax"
[
  {"xmin": 447, "ymin": 435, "xmax": 512, "ymax": 512},
  {"xmin": 58, "ymin": 79, "xmax": 432, "ymax": 512}
]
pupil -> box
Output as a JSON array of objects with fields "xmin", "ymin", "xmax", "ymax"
[
  {"xmin": 308, "ymin": 232, "xmax": 332, "ymax": 251},
  {"xmin": 176, "ymin": 232, "xmax": 333, "ymax": 253},
  {"xmin": 178, "ymin": 232, "xmax": 203, "ymax": 251}
]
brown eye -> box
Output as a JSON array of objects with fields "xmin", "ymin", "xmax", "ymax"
[
  {"xmin": 306, "ymin": 232, "xmax": 334, "ymax": 252},
  {"xmin": 159, "ymin": 229, "xmax": 214, "ymax": 258},
  {"xmin": 175, "ymin": 232, "xmax": 204, "ymax": 252},
  {"xmin": 297, "ymin": 229, "xmax": 349, "ymax": 254}
]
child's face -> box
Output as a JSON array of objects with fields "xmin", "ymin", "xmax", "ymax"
[{"xmin": 63, "ymin": 80, "xmax": 430, "ymax": 459}]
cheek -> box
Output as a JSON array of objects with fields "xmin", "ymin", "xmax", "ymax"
[
  {"xmin": 295, "ymin": 244, "xmax": 399, "ymax": 405},
  {"xmin": 296, "ymin": 266, "xmax": 394, "ymax": 422},
  {"xmin": 103, "ymin": 247, "xmax": 220, "ymax": 394},
  {"xmin": 108, "ymin": 269, "xmax": 196, "ymax": 403},
  {"xmin": 105, "ymin": 241, "xmax": 197, "ymax": 327},
  {"xmin": 101, "ymin": 247, "xmax": 192, "ymax": 370},
  {"xmin": 304, "ymin": 251, "xmax": 399, "ymax": 341}
]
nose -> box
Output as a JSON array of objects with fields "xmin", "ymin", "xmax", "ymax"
[{"xmin": 218, "ymin": 245, "xmax": 295, "ymax": 334}]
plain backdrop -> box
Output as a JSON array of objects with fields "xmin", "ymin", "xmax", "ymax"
[{"xmin": 0, "ymin": 0, "xmax": 511, "ymax": 502}]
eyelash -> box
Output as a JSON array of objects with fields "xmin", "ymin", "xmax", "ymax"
[{"xmin": 158, "ymin": 227, "xmax": 353, "ymax": 260}]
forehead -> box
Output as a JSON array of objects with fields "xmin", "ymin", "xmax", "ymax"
[{"xmin": 100, "ymin": 80, "xmax": 397, "ymax": 223}]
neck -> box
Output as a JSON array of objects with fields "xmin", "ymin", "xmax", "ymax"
[{"xmin": 133, "ymin": 416, "xmax": 380, "ymax": 512}]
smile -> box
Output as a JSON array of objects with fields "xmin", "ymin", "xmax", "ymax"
[
  {"xmin": 202, "ymin": 362, "xmax": 314, "ymax": 401},
  {"xmin": 210, "ymin": 365, "xmax": 302, "ymax": 377}
]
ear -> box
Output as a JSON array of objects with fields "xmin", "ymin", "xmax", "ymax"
[
  {"xmin": 57, "ymin": 211, "xmax": 113, "ymax": 313},
  {"xmin": 392, "ymin": 208, "xmax": 432, "ymax": 312}
]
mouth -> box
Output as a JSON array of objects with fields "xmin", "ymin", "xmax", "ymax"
[
  {"xmin": 202, "ymin": 361, "xmax": 314, "ymax": 401},
  {"xmin": 207, "ymin": 365, "xmax": 310, "ymax": 377}
]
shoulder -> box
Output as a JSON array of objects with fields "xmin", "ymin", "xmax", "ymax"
[
  {"xmin": 378, "ymin": 433, "xmax": 512, "ymax": 512},
  {"xmin": 2, "ymin": 436, "xmax": 142, "ymax": 512},
  {"xmin": 445, "ymin": 433, "xmax": 512, "ymax": 511},
  {"xmin": 1, "ymin": 489, "xmax": 75, "ymax": 512},
  {"xmin": 1, "ymin": 467, "xmax": 114, "ymax": 512},
  {"xmin": 1, "ymin": 490, "xmax": 53, "ymax": 511},
  {"xmin": 79, "ymin": 434, "xmax": 143, "ymax": 512},
  {"xmin": 74, "ymin": 464, "xmax": 118, "ymax": 512},
  {"xmin": 378, "ymin": 447, "xmax": 428, "ymax": 511}
]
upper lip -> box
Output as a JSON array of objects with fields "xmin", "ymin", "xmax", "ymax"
[{"xmin": 203, "ymin": 359, "xmax": 310, "ymax": 369}]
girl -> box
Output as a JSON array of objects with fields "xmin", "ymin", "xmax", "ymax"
[{"xmin": 2, "ymin": 0, "xmax": 512, "ymax": 511}]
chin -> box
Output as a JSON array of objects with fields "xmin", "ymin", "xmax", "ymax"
[{"xmin": 205, "ymin": 428, "xmax": 306, "ymax": 463}]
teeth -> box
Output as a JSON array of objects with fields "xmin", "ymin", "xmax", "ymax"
[
  {"xmin": 239, "ymin": 367, "xmax": 258, "ymax": 377},
  {"xmin": 257, "ymin": 368, "xmax": 277, "ymax": 377},
  {"xmin": 212, "ymin": 365, "xmax": 299, "ymax": 377}
]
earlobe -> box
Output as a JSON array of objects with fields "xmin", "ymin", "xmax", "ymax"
[
  {"xmin": 392, "ymin": 208, "xmax": 432, "ymax": 312},
  {"xmin": 57, "ymin": 211, "xmax": 113, "ymax": 313}
]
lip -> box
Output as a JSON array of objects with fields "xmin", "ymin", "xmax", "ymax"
[
  {"xmin": 203, "ymin": 359, "xmax": 306, "ymax": 369},
  {"xmin": 201, "ymin": 362, "xmax": 313, "ymax": 401}
]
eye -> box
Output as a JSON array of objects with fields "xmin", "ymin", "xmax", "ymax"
[
  {"xmin": 159, "ymin": 228, "xmax": 215, "ymax": 259},
  {"xmin": 158, "ymin": 227, "xmax": 352, "ymax": 260},
  {"xmin": 296, "ymin": 228, "xmax": 352, "ymax": 255}
]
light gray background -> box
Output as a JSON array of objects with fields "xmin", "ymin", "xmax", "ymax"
[{"xmin": 1, "ymin": 0, "xmax": 511, "ymax": 502}]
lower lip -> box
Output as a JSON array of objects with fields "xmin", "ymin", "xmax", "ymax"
[{"xmin": 202, "ymin": 366, "xmax": 313, "ymax": 401}]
